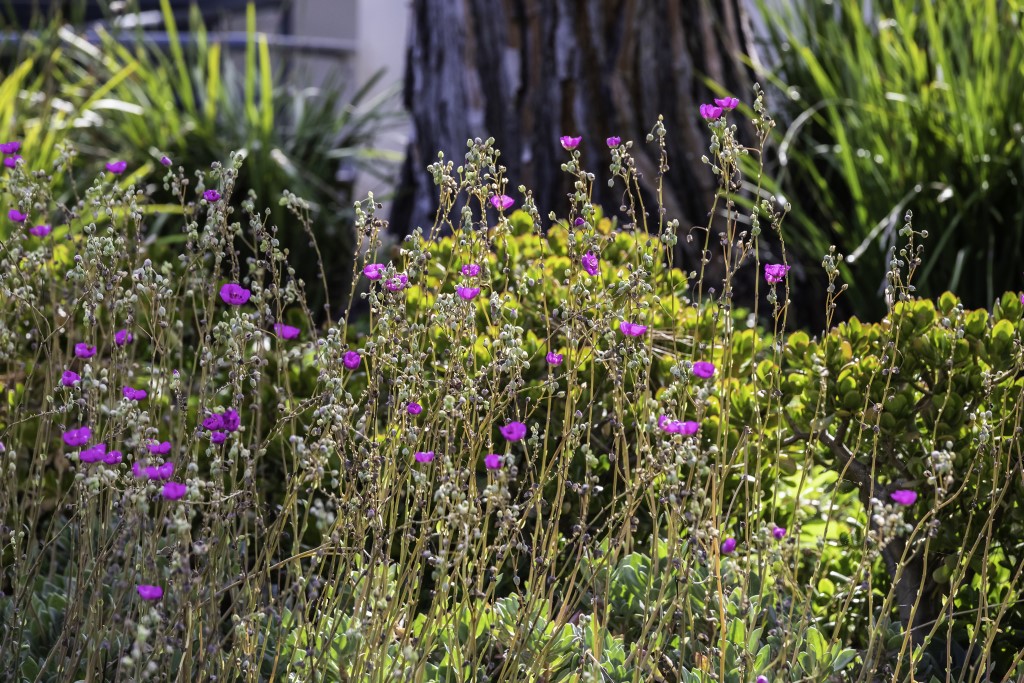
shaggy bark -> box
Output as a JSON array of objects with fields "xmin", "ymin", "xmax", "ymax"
[{"xmin": 391, "ymin": 0, "xmax": 771, "ymax": 275}]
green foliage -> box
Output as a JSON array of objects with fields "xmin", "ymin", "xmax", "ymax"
[{"xmin": 755, "ymin": 0, "xmax": 1024, "ymax": 317}]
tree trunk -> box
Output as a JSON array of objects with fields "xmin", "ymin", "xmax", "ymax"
[{"xmin": 391, "ymin": 0, "xmax": 770, "ymax": 275}]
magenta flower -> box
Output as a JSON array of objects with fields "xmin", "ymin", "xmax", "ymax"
[
  {"xmin": 500, "ymin": 421, "xmax": 527, "ymax": 441},
  {"xmin": 274, "ymin": 323, "xmax": 301, "ymax": 340},
  {"xmin": 714, "ymin": 97, "xmax": 739, "ymax": 111},
  {"xmin": 407, "ymin": 402, "xmax": 423, "ymax": 415},
  {"xmin": 546, "ymin": 351, "xmax": 564, "ymax": 366},
  {"xmin": 8, "ymin": 209, "xmax": 26, "ymax": 223},
  {"xmin": 764, "ymin": 263, "xmax": 791, "ymax": 284},
  {"xmin": 0, "ymin": 141, "xmax": 21, "ymax": 154},
  {"xmin": 574, "ymin": 217, "xmax": 585, "ymax": 227},
  {"xmin": 560, "ymin": 135, "xmax": 582, "ymax": 150},
  {"xmin": 162, "ymin": 482, "xmax": 187, "ymax": 500},
  {"xmin": 203, "ymin": 414, "xmax": 224, "ymax": 430},
  {"xmin": 219, "ymin": 283, "xmax": 251, "ymax": 306},
  {"xmin": 619, "ymin": 321, "xmax": 648, "ymax": 337},
  {"xmin": 62, "ymin": 426, "xmax": 92, "ymax": 448},
  {"xmin": 137, "ymin": 584, "xmax": 163, "ymax": 601},
  {"xmin": 103, "ymin": 450, "xmax": 123, "ymax": 465},
  {"xmin": 606, "ymin": 136, "xmax": 621, "ymax": 147},
  {"xmin": 79, "ymin": 443, "xmax": 107, "ymax": 463},
  {"xmin": 756, "ymin": 677, "xmax": 769, "ymax": 683},
  {"xmin": 61, "ymin": 370, "xmax": 80, "ymax": 386},
  {"xmin": 699, "ymin": 104, "xmax": 724, "ymax": 120},
  {"xmin": 414, "ymin": 451, "xmax": 435, "ymax": 464},
  {"xmin": 132, "ymin": 462, "xmax": 145, "ymax": 478},
  {"xmin": 461, "ymin": 263, "xmax": 481, "ymax": 277},
  {"xmin": 74, "ymin": 343, "xmax": 97, "ymax": 358},
  {"xmin": 2, "ymin": 155, "xmax": 21, "ymax": 168},
  {"xmin": 203, "ymin": 190, "xmax": 221, "ymax": 202},
  {"xmin": 581, "ymin": 251, "xmax": 599, "ymax": 276},
  {"xmin": 210, "ymin": 431, "xmax": 228, "ymax": 444},
  {"xmin": 691, "ymin": 361, "xmax": 716, "ymax": 379},
  {"xmin": 679, "ymin": 421, "xmax": 699, "ymax": 435},
  {"xmin": 385, "ymin": 274, "xmax": 409, "ymax": 292},
  {"xmin": 123, "ymin": 386, "xmax": 148, "ymax": 401},
  {"xmin": 160, "ymin": 155, "xmax": 171, "ymax": 166},
  {"xmin": 114, "ymin": 329, "xmax": 134, "ymax": 346},
  {"xmin": 145, "ymin": 462, "xmax": 174, "ymax": 480},
  {"xmin": 456, "ymin": 286, "xmax": 481, "ymax": 301},
  {"xmin": 890, "ymin": 489, "xmax": 918, "ymax": 506},
  {"xmin": 490, "ymin": 194, "xmax": 514, "ymax": 211},
  {"xmin": 484, "ymin": 453, "xmax": 503, "ymax": 470},
  {"xmin": 148, "ymin": 441, "xmax": 172, "ymax": 455},
  {"xmin": 772, "ymin": 525, "xmax": 787, "ymax": 540},
  {"xmin": 343, "ymin": 350, "xmax": 361, "ymax": 370},
  {"xmin": 29, "ymin": 224, "xmax": 51, "ymax": 237},
  {"xmin": 221, "ymin": 408, "xmax": 240, "ymax": 431},
  {"xmin": 363, "ymin": 263, "xmax": 385, "ymax": 280},
  {"xmin": 105, "ymin": 160, "xmax": 127, "ymax": 174},
  {"xmin": 721, "ymin": 537, "xmax": 737, "ymax": 554}
]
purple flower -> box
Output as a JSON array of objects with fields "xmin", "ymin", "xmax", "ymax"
[
  {"xmin": 714, "ymin": 97, "xmax": 739, "ymax": 111},
  {"xmin": 772, "ymin": 525, "xmax": 787, "ymax": 540},
  {"xmin": 203, "ymin": 189, "xmax": 221, "ymax": 202},
  {"xmin": 132, "ymin": 462, "xmax": 145, "ymax": 478},
  {"xmin": 146, "ymin": 461, "xmax": 174, "ymax": 480},
  {"xmin": 343, "ymin": 350, "xmax": 361, "ymax": 370},
  {"xmin": 3, "ymin": 155, "xmax": 21, "ymax": 168},
  {"xmin": 123, "ymin": 386, "xmax": 147, "ymax": 401},
  {"xmin": 456, "ymin": 286, "xmax": 481, "ymax": 301},
  {"xmin": 105, "ymin": 160, "xmax": 127, "ymax": 175},
  {"xmin": 407, "ymin": 402, "xmax": 423, "ymax": 415},
  {"xmin": 274, "ymin": 323, "xmax": 301, "ymax": 340},
  {"xmin": 385, "ymin": 274, "xmax": 409, "ymax": 292},
  {"xmin": 606, "ymin": 136, "xmax": 621, "ymax": 148},
  {"xmin": 79, "ymin": 443, "xmax": 107, "ymax": 463},
  {"xmin": 500, "ymin": 421, "xmax": 527, "ymax": 441},
  {"xmin": 0, "ymin": 141, "xmax": 21, "ymax": 154},
  {"xmin": 221, "ymin": 409, "xmax": 240, "ymax": 432},
  {"xmin": 582, "ymin": 251, "xmax": 599, "ymax": 276},
  {"xmin": 546, "ymin": 351, "xmax": 564, "ymax": 366},
  {"xmin": 679, "ymin": 421, "xmax": 699, "ymax": 435},
  {"xmin": 414, "ymin": 451, "xmax": 435, "ymax": 464},
  {"xmin": 103, "ymin": 450, "xmax": 123, "ymax": 465},
  {"xmin": 61, "ymin": 370, "xmax": 80, "ymax": 386},
  {"xmin": 203, "ymin": 414, "xmax": 224, "ymax": 430},
  {"xmin": 210, "ymin": 431, "xmax": 228, "ymax": 444},
  {"xmin": 721, "ymin": 537, "xmax": 737, "ymax": 554},
  {"xmin": 62, "ymin": 426, "xmax": 91, "ymax": 448},
  {"xmin": 29, "ymin": 224, "xmax": 51, "ymax": 237},
  {"xmin": 137, "ymin": 584, "xmax": 163, "ymax": 601},
  {"xmin": 484, "ymin": 453, "xmax": 503, "ymax": 470},
  {"xmin": 560, "ymin": 135, "xmax": 582, "ymax": 150},
  {"xmin": 148, "ymin": 441, "xmax": 172, "ymax": 455},
  {"xmin": 490, "ymin": 194, "xmax": 514, "ymax": 211},
  {"xmin": 764, "ymin": 263, "xmax": 791, "ymax": 284},
  {"xmin": 8, "ymin": 209, "xmax": 26, "ymax": 223},
  {"xmin": 114, "ymin": 329, "xmax": 133, "ymax": 346},
  {"xmin": 363, "ymin": 263, "xmax": 385, "ymax": 280},
  {"xmin": 461, "ymin": 263, "xmax": 481, "ymax": 277},
  {"xmin": 890, "ymin": 489, "xmax": 918, "ymax": 506},
  {"xmin": 619, "ymin": 321, "xmax": 648, "ymax": 337},
  {"xmin": 74, "ymin": 343, "xmax": 97, "ymax": 358},
  {"xmin": 160, "ymin": 155, "xmax": 171, "ymax": 166},
  {"xmin": 219, "ymin": 283, "xmax": 251, "ymax": 306},
  {"xmin": 162, "ymin": 482, "xmax": 187, "ymax": 500},
  {"xmin": 756, "ymin": 677, "xmax": 769, "ymax": 683},
  {"xmin": 699, "ymin": 104, "xmax": 724, "ymax": 120},
  {"xmin": 574, "ymin": 217, "xmax": 585, "ymax": 227},
  {"xmin": 692, "ymin": 361, "xmax": 716, "ymax": 379}
]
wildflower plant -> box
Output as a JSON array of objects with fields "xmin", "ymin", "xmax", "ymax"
[{"xmin": 1, "ymin": 83, "xmax": 1023, "ymax": 683}]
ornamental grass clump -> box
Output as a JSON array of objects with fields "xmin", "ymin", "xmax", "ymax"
[{"xmin": 1, "ymin": 84, "xmax": 1023, "ymax": 683}]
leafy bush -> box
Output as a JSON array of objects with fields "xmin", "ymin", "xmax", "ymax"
[
  {"xmin": 1, "ymin": 86, "xmax": 1023, "ymax": 682},
  {"xmin": 755, "ymin": 0, "xmax": 1024, "ymax": 318}
]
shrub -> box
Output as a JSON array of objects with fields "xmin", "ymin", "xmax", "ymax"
[{"xmin": 1, "ymin": 86, "xmax": 1023, "ymax": 682}]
